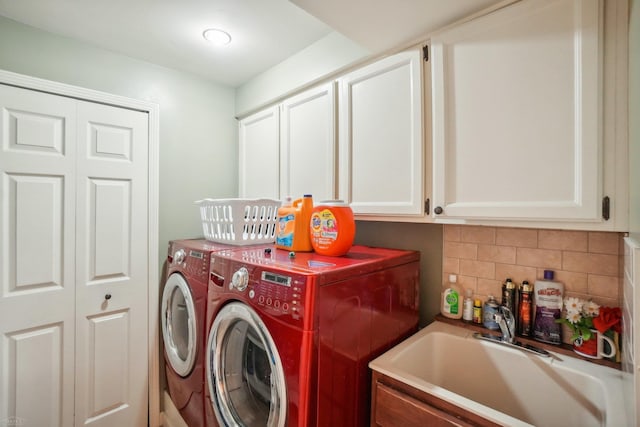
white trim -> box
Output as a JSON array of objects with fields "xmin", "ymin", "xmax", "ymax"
[
  {"xmin": 161, "ymin": 391, "xmax": 188, "ymax": 427},
  {"xmin": 0, "ymin": 68, "xmax": 161, "ymax": 427}
]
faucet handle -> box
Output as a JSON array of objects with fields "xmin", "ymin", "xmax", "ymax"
[
  {"xmin": 499, "ymin": 305, "xmax": 514, "ymax": 322},
  {"xmin": 495, "ymin": 305, "xmax": 516, "ymax": 343}
]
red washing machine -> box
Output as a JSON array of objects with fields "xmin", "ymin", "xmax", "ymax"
[
  {"xmin": 162, "ymin": 239, "xmax": 249, "ymax": 427},
  {"xmin": 204, "ymin": 245, "xmax": 419, "ymax": 427}
]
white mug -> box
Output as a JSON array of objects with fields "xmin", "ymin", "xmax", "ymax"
[{"xmin": 573, "ymin": 329, "xmax": 617, "ymax": 359}]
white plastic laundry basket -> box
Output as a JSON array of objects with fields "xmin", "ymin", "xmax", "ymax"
[{"xmin": 195, "ymin": 198, "xmax": 281, "ymax": 245}]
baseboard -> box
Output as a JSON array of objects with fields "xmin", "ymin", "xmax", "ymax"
[{"xmin": 161, "ymin": 391, "xmax": 188, "ymax": 427}]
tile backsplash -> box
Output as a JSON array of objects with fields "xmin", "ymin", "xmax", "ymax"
[{"xmin": 443, "ymin": 225, "xmax": 624, "ymax": 325}]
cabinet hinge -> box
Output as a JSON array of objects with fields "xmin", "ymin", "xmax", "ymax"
[
  {"xmin": 424, "ymin": 199, "xmax": 430, "ymax": 215},
  {"xmin": 602, "ymin": 196, "xmax": 610, "ymax": 221},
  {"xmin": 422, "ymin": 45, "xmax": 429, "ymax": 62}
]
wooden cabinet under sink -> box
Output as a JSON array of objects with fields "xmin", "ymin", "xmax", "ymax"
[{"xmin": 371, "ymin": 372, "xmax": 500, "ymax": 427}]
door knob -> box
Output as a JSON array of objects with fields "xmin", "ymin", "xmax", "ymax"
[
  {"xmin": 105, "ymin": 293, "xmax": 112, "ymax": 300},
  {"xmin": 434, "ymin": 206, "xmax": 444, "ymax": 215}
]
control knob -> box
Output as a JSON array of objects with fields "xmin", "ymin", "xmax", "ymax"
[
  {"xmin": 231, "ymin": 267, "xmax": 249, "ymax": 292},
  {"xmin": 173, "ymin": 249, "xmax": 186, "ymax": 264}
]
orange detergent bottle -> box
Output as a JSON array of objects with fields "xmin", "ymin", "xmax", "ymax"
[
  {"xmin": 309, "ymin": 201, "xmax": 355, "ymax": 256},
  {"xmin": 275, "ymin": 194, "xmax": 314, "ymax": 252}
]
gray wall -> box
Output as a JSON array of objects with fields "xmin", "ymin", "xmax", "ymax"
[
  {"xmin": 235, "ymin": 31, "xmax": 368, "ymax": 116},
  {"xmin": 355, "ymin": 222, "xmax": 443, "ymax": 326},
  {"xmin": 0, "ymin": 16, "xmax": 238, "ymax": 267}
]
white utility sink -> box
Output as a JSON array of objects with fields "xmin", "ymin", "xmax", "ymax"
[{"xmin": 370, "ymin": 321, "xmax": 630, "ymax": 427}]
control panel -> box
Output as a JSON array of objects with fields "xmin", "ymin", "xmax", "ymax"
[
  {"xmin": 171, "ymin": 247, "xmax": 209, "ymax": 281},
  {"xmin": 230, "ymin": 264, "xmax": 308, "ymax": 325}
]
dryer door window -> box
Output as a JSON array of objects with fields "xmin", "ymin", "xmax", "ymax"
[
  {"xmin": 161, "ymin": 273, "xmax": 197, "ymax": 377},
  {"xmin": 207, "ymin": 302, "xmax": 286, "ymax": 427}
]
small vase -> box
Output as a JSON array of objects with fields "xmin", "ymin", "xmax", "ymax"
[{"xmin": 573, "ymin": 329, "xmax": 616, "ymax": 359}]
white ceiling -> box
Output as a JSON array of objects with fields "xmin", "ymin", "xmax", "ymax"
[
  {"xmin": 0, "ymin": 0, "xmax": 502, "ymax": 88},
  {"xmin": 291, "ymin": 0, "xmax": 503, "ymax": 53},
  {"xmin": 0, "ymin": 0, "xmax": 333, "ymax": 87}
]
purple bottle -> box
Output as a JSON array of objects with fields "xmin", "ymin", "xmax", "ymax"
[{"xmin": 533, "ymin": 270, "xmax": 564, "ymax": 344}]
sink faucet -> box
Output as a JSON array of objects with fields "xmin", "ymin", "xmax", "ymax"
[{"xmin": 494, "ymin": 306, "xmax": 516, "ymax": 343}]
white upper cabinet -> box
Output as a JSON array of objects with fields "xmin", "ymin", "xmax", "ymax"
[
  {"xmin": 280, "ymin": 83, "xmax": 337, "ymax": 201},
  {"xmin": 238, "ymin": 105, "xmax": 280, "ymax": 199},
  {"xmin": 338, "ymin": 49, "xmax": 424, "ymax": 216},
  {"xmin": 239, "ymin": 83, "xmax": 337, "ymax": 202},
  {"xmin": 430, "ymin": 0, "xmax": 624, "ymax": 226}
]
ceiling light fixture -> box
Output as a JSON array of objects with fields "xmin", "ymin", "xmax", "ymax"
[{"xmin": 203, "ymin": 28, "xmax": 232, "ymax": 46}]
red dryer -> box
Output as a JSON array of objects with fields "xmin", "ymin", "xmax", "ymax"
[
  {"xmin": 161, "ymin": 239, "xmax": 243, "ymax": 427},
  {"xmin": 204, "ymin": 245, "xmax": 419, "ymax": 427}
]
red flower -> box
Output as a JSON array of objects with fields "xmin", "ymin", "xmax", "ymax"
[{"xmin": 593, "ymin": 306, "xmax": 622, "ymax": 334}]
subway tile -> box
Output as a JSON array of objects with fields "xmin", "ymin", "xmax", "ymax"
[
  {"xmin": 443, "ymin": 257, "xmax": 460, "ymax": 275},
  {"xmin": 495, "ymin": 263, "xmax": 538, "ymax": 285},
  {"xmin": 588, "ymin": 274, "xmax": 620, "ymax": 299},
  {"xmin": 563, "ymin": 291, "xmax": 592, "ymax": 301},
  {"xmin": 441, "ymin": 226, "xmax": 625, "ymax": 319},
  {"xmin": 538, "ymin": 230, "xmax": 588, "ymax": 252},
  {"xmin": 496, "ymin": 228, "xmax": 538, "ymax": 248},
  {"xmin": 562, "ymin": 252, "xmax": 619, "ymax": 276},
  {"xmin": 443, "ymin": 225, "xmax": 462, "ymax": 242},
  {"xmin": 460, "ymin": 259, "xmax": 495, "ymax": 279},
  {"xmin": 516, "ymin": 247, "xmax": 562, "ymax": 269},
  {"xmin": 442, "ymin": 274, "xmax": 477, "ymax": 292},
  {"xmin": 477, "ymin": 278, "xmax": 502, "ymax": 299},
  {"xmin": 460, "ymin": 226, "xmax": 496, "ymax": 244},
  {"xmin": 587, "ymin": 296, "xmax": 620, "ymax": 309},
  {"xmin": 457, "ymin": 275, "xmax": 478, "ymax": 291},
  {"xmin": 443, "ymin": 241, "xmax": 477, "ymax": 260},
  {"xmin": 553, "ymin": 270, "xmax": 588, "ymax": 294},
  {"xmin": 588, "ymin": 232, "xmax": 621, "ymax": 255},
  {"xmin": 478, "ymin": 244, "xmax": 516, "ymax": 264}
]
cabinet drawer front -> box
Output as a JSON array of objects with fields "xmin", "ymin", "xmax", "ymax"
[{"xmin": 375, "ymin": 383, "xmax": 474, "ymax": 427}]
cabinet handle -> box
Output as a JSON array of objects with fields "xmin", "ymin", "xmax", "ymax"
[
  {"xmin": 434, "ymin": 206, "xmax": 443, "ymax": 215},
  {"xmin": 104, "ymin": 294, "xmax": 112, "ymax": 300}
]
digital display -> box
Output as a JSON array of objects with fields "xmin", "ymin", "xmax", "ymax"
[
  {"xmin": 189, "ymin": 250, "xmax": 203, "ymax": 259},
  {"xmin": 261, "ymin": 271, "xmax": 291, "ymax": 287}
]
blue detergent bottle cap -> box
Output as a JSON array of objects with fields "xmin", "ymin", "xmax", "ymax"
[{"xmin": 543, "ymin": 270, "xmax": 554, "ymax": 280}]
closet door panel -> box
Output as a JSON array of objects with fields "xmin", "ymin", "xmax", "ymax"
[
  {"xmin": 75, "ymin": 101, "xmax": 149, "ymax": 427},
  {"xmin": 9, "ymin": 174, "xmax": 64, "ymax": 290},
  {"xmin": 88, "ymin": 178, "xmax": 131, "ymax": 281},
  {"xmin": 0, "ymin": 84, "xmax": 76, "ymax": 427},
  {"xmin": 6, "ymin": 324, "xmax": 65, "ymax": 427}
]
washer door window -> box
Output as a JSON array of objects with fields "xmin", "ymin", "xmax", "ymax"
[
  {"xmin": 161, "ymin": 273, "xmax": 197, "ymax": 377},
  {"xmin": 207, "ymin": 302, "xmax": 286, "ymax": 427}
]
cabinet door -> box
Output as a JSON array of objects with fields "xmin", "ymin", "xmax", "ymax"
[
  {"xmin": 431, "ymin": 0, "xmax": 602, "ymax": 221},
  {"xmin": 238, "ymin": 106, "xmax": 280, "ymax": 199},
  {"xmin": 281, "ymin": 82, "xmax": 336, "ymax": 201},
  {"xmin": 339, "ymin": 50, "xmax": 424, "ymax": 216}
]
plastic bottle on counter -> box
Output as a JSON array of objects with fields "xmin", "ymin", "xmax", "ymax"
[
  {"xmin": 462, "ymin": 289, "xmax": 474, "ymax": 323},
  {"xmin": 483, "ymin": 295, "xmax": 500, "ymax": 330},
  {"xmin": 533, "ymin": 270, "xmax": 564, "ymax": 344},
  {"xmin": 441, "ymin": 274, "xmax": 463, "ymax": 319},
  {"xmin": 518, "ymin": 280, "xmax": 533, "ymax": 337},
  {"xmin": 473, "ymin": 299, "xmax": 483, "ymax": 324},
  {"xmin": 309, "ymin": 200, "xmax": 355, "ymax": 256},
  {"xmin": 275, "ymin": 194, "xmax": 314, "ymax": 252}
]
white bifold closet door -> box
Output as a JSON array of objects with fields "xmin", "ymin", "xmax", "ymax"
[{"xmin": 0, "ymin": 84, "xmax": 149, "ymax": 427}]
